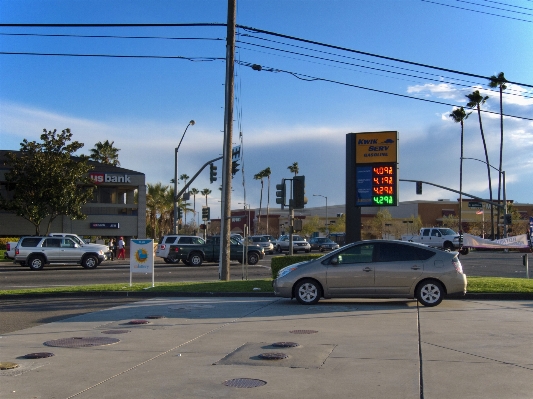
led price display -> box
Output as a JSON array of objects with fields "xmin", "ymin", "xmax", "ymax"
[{"xmin": 371, "ymin": 163, "xmax": 397, "ymax": 206}]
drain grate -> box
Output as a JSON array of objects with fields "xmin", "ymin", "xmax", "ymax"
[
  {"xmin": 44, "ymin": 337, "xmax": 120, "ymax": 348},
  {"xmin": 24, "ymin": 352, "xmax": 54, "ymax": 359},
  {"xmin": 290, "ymin": 330, "xmax": 318, "ymax": 334},
  {"xmin": 258, "ymin": 352, "xmax": 289, "ymax": 360},
  {"xmin": 272, "ymin": 342, "xmax": 299, "ymax": 348},
  {"xmin": 126, "ymin": 320, "xmax": 150, "ymax": 325},
  {"xmin": 0, "ymin": 362, "xmax": 19, "ymax": 370},
  {"xmin": 101, "ymin": 330, "xmax": 130, "ymax": 334},
  {"xmin": 145, "ymin": 315, "xmax": 166, "ymax": 319},
  {"xmin": 223, "ymin": 378, "xmax": 267, "ymax": 388}
]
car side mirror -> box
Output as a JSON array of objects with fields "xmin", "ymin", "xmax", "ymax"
[{"xmin": 330, "ymin": 257, "xmax": 339, "ymax": 265}]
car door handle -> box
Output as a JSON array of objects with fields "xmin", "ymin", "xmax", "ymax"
[
  {"xmin": 411, "ymin": 266, "xmax": 421, "ymax": 270},
  {"xmin": 363, "ymin": 267, "xmax": 372, "ymax": 272}
]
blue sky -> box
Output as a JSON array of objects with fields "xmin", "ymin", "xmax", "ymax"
[{"xmin": 1, "ymin": 0, "xmax": 532, "ymax": 218}]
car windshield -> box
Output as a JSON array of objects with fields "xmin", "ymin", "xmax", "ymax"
[
  {"xmin": 293, "ymin": 235, "xmax": 305, "ymax": 241},
  {"xmin": 252, "ymin": 237, "xmax": 268, "ymax": 242},
  {"xmin": 315, "ymin": 238, "xmax": 332, "ymax": 243},
  {"xmin": 438, "ymin": 228, "xmax": 456, "ymax": 236}
]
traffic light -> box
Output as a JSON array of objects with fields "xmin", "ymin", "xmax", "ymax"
[
  {"xmin": 202, "ymin": 206, "xmax": 210, "ymax": 221},
  {"xmin": 293, "ymin": 175, "xmax": 307, "ymax": 209},
  {"xmin": 275, "ymin": 179, "xmax": 286, "ymax": 209},
  {"xmin": 504, "ymin": 214, "xmax": 512, "ymax": 224},
  {"xmin": 231, "ymin": 161, "xmax": 240, "ymax": 177},
  {"xmin": 416, "ymin": 181, "xmax": 423, "ymax": 195},
  {"xmin": 209, "ymin": 163, "xmax": 217, "ymax": 183},
  {"xmin": 177, "ymin": 208, "xmax": 183, "ymax": 219}
]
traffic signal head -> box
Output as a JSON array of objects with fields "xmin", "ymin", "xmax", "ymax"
[
  {"xmin": 504, "ymin": 213, "xmax": 512, "ymax": 224},
  {"xmin": 177, "ymin": 208, "xmax": 183, "ymax": 219},
  {"xmin": 275, "ymin": 179, "xmax": 286, "ymax": 209},
  {"xmin": 231, "ymin": 161, "xmax": 240, "ymax": 177},
  {"xmin": 202, "ymin": 206, "xmax": 210, "ymax": 221},
  {"xmin": 416, "ymin": 181, "xmax": 422, "ymax": 195},
  {"xmin": 293, "ymin": 175, "xmax": 307, "ymax": 209},
  {"xmin": 209, "ymin": 163, "xmax": 217, "ymax": 183}
]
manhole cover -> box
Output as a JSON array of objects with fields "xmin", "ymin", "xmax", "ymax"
[
  {"xmin": 223, "ymin": 378, "xmax": 267, "ymax": 388},
  {"xmin": 0, "ymin": 362, "xmax": 19, "ymax": 370},
  {"xmin": 258, "ymin": 352, "xmax": 289, "ymax": 360},
  {"xmin": 24, "ymin": 352, "xmax": 54, "ymax": 359},
  {"xmin": 145, "ymin": 315, "xmax": 166, "ymax": 319},
  {"xmin": 102, "ymin": 330, "xmax": 130, "ymax": 334},
  {"xmin": 290, "ymin": 330, "xmax": 318, "ymax": 334},
  {"xmin": 126, "ymin": 320, "xmax": 150, "ymax": 325},
  {"xmin": 272, "ymin": 342, "xmax": 299, "ymax": 348},
  {"xmin": 44, "ymin": 337, "xmax": 120, "ymax": 348}
]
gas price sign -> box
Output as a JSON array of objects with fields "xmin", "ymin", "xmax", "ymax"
[{"xmin": 371, "ymin": 164, "xmax": 397, "ymax": 206}]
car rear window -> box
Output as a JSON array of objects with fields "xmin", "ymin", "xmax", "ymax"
[
  {"xmin": 21, "ymin": 237, "xmax": 43, "ymax": 247},
  {"xmin": 163, "ymin": 236, "xmax": 178, "ymax": 244}
]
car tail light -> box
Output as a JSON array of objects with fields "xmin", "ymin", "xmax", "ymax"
[
  {"xmin": 452, "ymin": 256, "xmax": 463, "ymax": 273},
  {"xmin": 171, "ymin": 247, "xmax": 179, "ymax": 252},
  {"xmin": 7, "ymin": 243, "xmax": 11, "ymax": 251},
  {"xmin": 15, "ymin": 248, "xmax": 19, "ymax": 255},
  {"xmin": 160, "ymin": 244, "xmax": 166, "ymax": 250}
]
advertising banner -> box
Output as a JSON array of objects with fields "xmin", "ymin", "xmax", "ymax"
[
  {"xmin": 463, "ymin": 233, "xmax": 530, "ymax": 249},
  {"xmin": 129, "ymin": 239, "xmax": 154, "ymax": 287}
]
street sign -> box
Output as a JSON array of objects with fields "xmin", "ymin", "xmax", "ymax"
[{"xmin": 468, "ymin": 201, "xmax": 483, "ymax": 208}]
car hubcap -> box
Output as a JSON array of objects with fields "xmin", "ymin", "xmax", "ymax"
[
  {"xmin": 298, "ymin": 283, "xmax": 317, "ymax": 302},
  {"xmin": 421, "ymin": 284, "xmax": 440, "ymax": 303}
]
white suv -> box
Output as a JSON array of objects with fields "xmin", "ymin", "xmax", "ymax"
[{"xmin": 156, "ymin": 235, "xmax": 205, "ymax": 263}]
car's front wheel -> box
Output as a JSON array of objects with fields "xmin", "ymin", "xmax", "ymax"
[
  {"xmin": 28, "ymin": 255, "xmax": 45, "ymax": 271},
  {"xmin": 247, "ymin": 252, "xmax": 260, "ymax": 265},
  {"xmin": 294, "ymin": 279, "xmax": 321, "ymax": 305},
  {"xmin": 416, "ymin": 280, "xmax": 444, "ymax": 307},
  {"xmin": 82, "ymin": 255, "xmax": 98, "ymax": 269}
]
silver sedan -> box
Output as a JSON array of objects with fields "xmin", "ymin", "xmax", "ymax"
[{"xmin": 273, "ymin": 240, "xmax": 467, "ymax": 307}]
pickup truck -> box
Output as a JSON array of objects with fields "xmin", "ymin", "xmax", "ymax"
[
  {"xmin": 4, "ymin": 241, "xmax": 18, "ymax": 260},
  {"xmin": 401, "ymin": 228, "xmax": 462, "ymax": 252},
  {"xmin": 14, "ymin": 236, "xmax": 106, "ymax": 270},
  {"xmin": 167, "ymin": 236, "xmax": 265, "ymax": 266}
]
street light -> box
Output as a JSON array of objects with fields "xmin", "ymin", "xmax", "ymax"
[
  {"xmin": 313, "ymin": 194, "xmax": 328, "ymax": 234},
  {"xmin": 462, "ymin": 157, "xmax": 507, "ymax": 238},
  {"xmin": 174, "ymin": 120, "xmax": 195, "ymax": 234}
]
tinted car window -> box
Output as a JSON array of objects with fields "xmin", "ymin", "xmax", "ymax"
[
  {"xmin": 252, "ymin": 237, "xmax": 267, "ymax": 242},
  {"xmin": 21, "ymin": 237, "xmax": 43, "ymax": 247},
  {"xmin": 43, "ymin": 238, "xmax": 61, "ymax": 248},
  {"xmin": 164, "ymin": 236, "xmax": 178, "ymax": 244},
  {"xmin": 376, "ymin": 243, "xmax": 435, "ymax": 262},
  {"xmin": 335, "ymin": 244, "xmax": 374, "ymax": 264},
  {"xmin": 61, "ymin": 238, "xmax": 76, "ymax": 248}
]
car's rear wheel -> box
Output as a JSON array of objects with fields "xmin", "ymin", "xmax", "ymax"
[
  {"xmin": 188, "ymin": 253, "xmax": 203, "ymax": 266},
  {"xmin": 82, "ymin": 255, "xmax": 98, "ymax": 269},
  {"xmin": 294, "ymin": 279, "xmax": 321, "ymax": 305},
  {"xmin": 443, "ymin": 242, "xmax": 455, "ymax": 251},
  {"xmin": 416, "ymin": 280, "xmax": 444, "ymax": 307},
  {"xmin": 247, "ymin": 252, "xmax": 259, "ymax": 265},
  {"xmin": 28, "ymin": 255, "xmax": 45, "ymax": 271}
]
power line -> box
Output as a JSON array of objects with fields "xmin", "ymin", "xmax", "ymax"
[
  {"xmin": 421, "ymin": 0, "xmax": 533, "ymax": 23},
  {"xmin": 0, "ymin": 51, "xmax": 224, "ymax": 61},
  {"xmin": 0, "ymin": 32, "xmax": 224, "ymax": 41}
]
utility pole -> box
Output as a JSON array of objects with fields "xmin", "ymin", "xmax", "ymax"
[{"xmin": 219, "ymin": 0, "xmax": 236, "ymax": 281}]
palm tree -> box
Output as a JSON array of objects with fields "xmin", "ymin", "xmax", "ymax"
[
  {"xmin": 466, "ymin": 90, "xmax": 494, "ymax": 239},
  {"xmin": 146, "ymin": 182, "xmax": 168, "ymax": 238},
  {"xmin": 190, "ymin": 188, "xmax": 200, "ymax": 226},
  {"xmin": 449, "ymin": 107, "xmax": 470, "ymax": 236},
  {"xmin": 254, "ymin": 171, "xmax": 265, "ymax": 233},
  {"xmin": 488, "ymin": 72, "xmax": 508, "ymax": 237},
  {"xmin": 89, "ymin": 140, "xmax": 121, "ymax": 166},
  {"xmin": 288, "ymin": 162, "xmax": 299, "ymax": 176},
  {"xmin": 201, "ymin": 188, "xmax": 211, "ymax": 208},
  {"xmin": 262, "ymin": 167, "xmax": 272, "ymax": 234}
]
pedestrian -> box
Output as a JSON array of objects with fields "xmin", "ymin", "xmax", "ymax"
[
  {"xmin": 109, "ymin": 238, "xmax": 116, "ymax": 260},
  {"xmin": 117, "ymin": 237, "xmax": 126, "ymax": 260}
]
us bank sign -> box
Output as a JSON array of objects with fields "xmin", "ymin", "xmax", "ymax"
[{"xmin": 90, "ymin": 173, "xmax": 132, "ymax": 184}]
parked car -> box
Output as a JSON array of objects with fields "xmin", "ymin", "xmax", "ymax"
[
  {"xmin": 274, "ymin": 235, "xmax": 311, "ymax": 253},
  {"xmin": 156, "ymin": 235, "xmax": 205, "ymax": 263},
  {"xmin": 308, "ymin": 237, "xmax": 340, "ymax": 252},
  {"xmin": 49, "ymin": 233, "xmax": 112, "ymax": 260},
  {"xmin": 273, "ymin": 240, "xmax": 467, "ymax": 307},
  {"xmin": 247, "ymin": 235, "xmax": 274, "ymax": 254},
  {"xmin": 14, "ymin": 236, "xmax": 106, "ymax": 270}
]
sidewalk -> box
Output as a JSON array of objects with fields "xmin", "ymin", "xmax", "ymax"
[{"xmin": 1, "ymin": 297, "xmax": 532, "ymax": 398}]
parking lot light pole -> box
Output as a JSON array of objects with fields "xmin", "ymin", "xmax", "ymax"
[
  {"xmin": 174, "ymin": 120, "xmax": 195, "ymax": 234},
  {"xmin": 313, "ymin": 194, "xmax": 328, "ymax": 234}
]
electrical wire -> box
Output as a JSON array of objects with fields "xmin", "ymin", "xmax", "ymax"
[
  {"xmin": 0, "ymin": 51, "xmax": 224, "ymax": 61},
  {"xmin": 0, "ymin": 32, "xmax": 224, "ymax": 41},
  {"xmin": 421, "ymin": 0, "xmax": 533, "ymax": 23}
]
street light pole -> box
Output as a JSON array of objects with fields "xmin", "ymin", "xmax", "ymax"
[
  {"xmin": 313, "ymin": 194, "xmax": 328, "ymax": 234},
  {"xmin": 174, "ymin": 120, "xmax": 195, "ymax": 234}
]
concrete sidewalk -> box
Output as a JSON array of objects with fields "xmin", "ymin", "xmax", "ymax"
[{"xmin": 1, "ymin": 297, "xmax": 532, "ymax": 398}]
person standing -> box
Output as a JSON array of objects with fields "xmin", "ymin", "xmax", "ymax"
[
  {"xmin": 109, "ymin": 238, "xmax": 117, "ymax": 260},
  {"xmin": 117, "ymin": 237, "xmax": 126, "ymax": 260}
]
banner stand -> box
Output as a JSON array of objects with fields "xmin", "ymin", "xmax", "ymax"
[{"xmin": 129, "ymin": 239, "xmax": 155, "ymax": 287}]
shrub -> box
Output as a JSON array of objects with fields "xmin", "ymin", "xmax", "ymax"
[{"xmin": 270, "ymin": 254, "xmax": 323, "ymax": 279}]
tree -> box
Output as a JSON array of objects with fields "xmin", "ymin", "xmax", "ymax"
[
  {"xmin": 146, "ymin": 182, "xmax": 168, "ymax": 238},
  {"xmin": 370, "ymin": 209, "xmax": 392, "ymax": 239},
  {"xmin": 288, "ymin": 162, "xmax": 299, "ymax": 176},
  {"xmin": 0, "ymin": 129, "xmax": 94, "ymax": 235},
  {"xmin": 449, "ymin": 106, "xmax": 470, "ymax": 234},
  {"xmin": 89, "ymin": 140, "xmax": 120, "ymax": 166},
  {"xmin": 201, "ymin": 188, "xmax": 212, "ymax": 207},
  {"xmin": 254, "ymin": 171, "xmax": 265, "ymax": 233},
  {"xmin": 488, "ymin": 72, "xmax": 508, "ymax": 237},
  {"xmin": 466, "ymin": 90, "xmax": 494, "ymax": 239}
]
